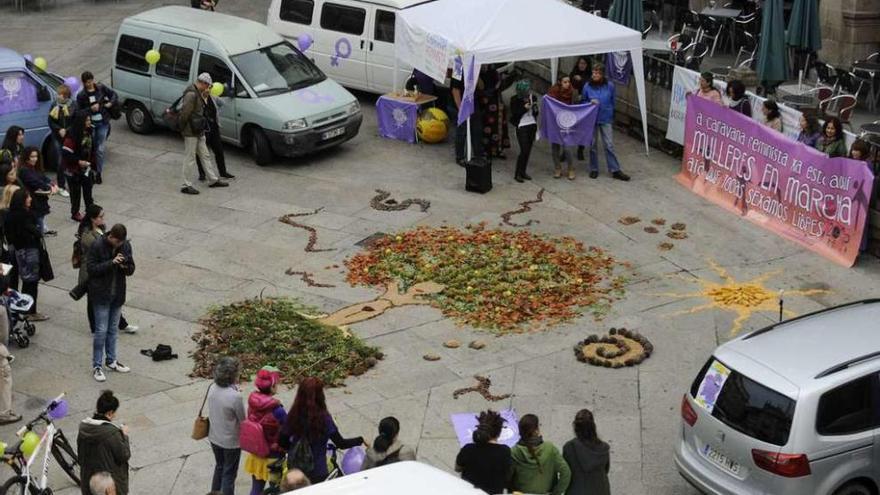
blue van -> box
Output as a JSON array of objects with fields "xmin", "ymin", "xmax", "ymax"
[{"xmin": 0, "ymin": 47, "xmax": 64, "ymax": 164}]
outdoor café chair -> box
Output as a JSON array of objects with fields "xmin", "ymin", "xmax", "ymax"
[{"xmin": 821, "ymin": 94, "xmax": 858, "ymax": 130}]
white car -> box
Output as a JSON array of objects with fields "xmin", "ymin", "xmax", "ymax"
[{"xmin": 288, "ymin": 461, "xmax": 488, "ymax": 494}]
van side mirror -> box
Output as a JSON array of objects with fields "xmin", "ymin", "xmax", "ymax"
[{"xmin": 36, "ymin": 86, "xmax": 51, "ymax": 102}]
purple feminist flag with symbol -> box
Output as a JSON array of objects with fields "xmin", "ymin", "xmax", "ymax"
[
  {"xmin": 376, "ymin": 96, "xmax": 418, "ymax": 143},
  {"xmin": 457, "ymin": 54, "xmax": 480, "ymax": 126},
  {"xmin": 539, "ymin": 96, "xmax": 599, "ymax": 148},
  {"xmin": 0, "ymin": 74, "xmax": 38, "ymax": 115},
  {"xmin": 606, "ymin": 52, "xmax": 632, "ymax": 86}
]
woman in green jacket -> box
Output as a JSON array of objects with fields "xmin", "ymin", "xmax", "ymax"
[
  {"xmin": 815, "ymin": 117, "xmax": 847, "ymax": 158},
  {"xmin": 509, "ymin": 414, "xmax": 571, "ymax": 495}
]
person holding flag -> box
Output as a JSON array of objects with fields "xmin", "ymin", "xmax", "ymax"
[{"xmin": 582, "ymin": 64, "xmax": 630, "ymax": 181}]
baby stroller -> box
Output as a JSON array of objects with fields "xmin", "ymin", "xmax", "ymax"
[{"xmin": 4, "ymin": 290, "xmax": 35, "ymax": 348}]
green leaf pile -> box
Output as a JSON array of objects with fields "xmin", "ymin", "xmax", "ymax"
[{"xmin": 191, "ymin": 297, "xmax": 383, "ymax": 386}]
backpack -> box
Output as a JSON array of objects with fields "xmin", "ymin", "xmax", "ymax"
[
  {"xmin": 287, "ymin": 437, "xmax": 314, "ymax": 473},
  {"xmin": 139, "ymin": 344, "xmax": 178, "ymax": 361},
  {"xmin": 240, "ymin": 399, "xmax": 283, "ymax": 458},
  {"xmin": 162, "ymin": 95, "xmax": 185, "ymax": 132}
]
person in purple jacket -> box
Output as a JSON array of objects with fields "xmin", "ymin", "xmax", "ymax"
[{"xmin": 582, "ymin": 64, "xmax": 630, "ymax": 181}]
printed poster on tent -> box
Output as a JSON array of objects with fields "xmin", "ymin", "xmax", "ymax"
[
  {"xmin": 451, "ymin": 409, "xmax": 520, "ymax": 447},
  {"xmin": 694, "ymin": 360, "xmax": 731, "ymax": 413},
  {"xmin": 421, "ymin": 33, "xmax": 450, "ymax": 83}
]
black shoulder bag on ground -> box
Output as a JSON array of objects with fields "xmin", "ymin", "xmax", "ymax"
[{"xmin": 140, "ymin": 344, "xmax": 178, "ymax": 361}]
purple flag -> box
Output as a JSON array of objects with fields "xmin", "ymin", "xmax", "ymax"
[
  {"xmin": 376, "ymin": 96, "xmax": 418, "ymax": 143},
  {"xmin": 539, "ymin": 96, "xmax": 599, "ymax": 148},
  {"xmin": 451, "ymin": 409, "xmax": 520, "ymax": 447},
  {"xmin": 457, "ymin": 54, "xmax": 479, "ymax": 126},
  {"xmin": 0, "ymin": 74, "xmax": 38, "ymax": 116},
  {"xmin": 606, "ymin": 51, "xmax": 632, "ymax": 86}
]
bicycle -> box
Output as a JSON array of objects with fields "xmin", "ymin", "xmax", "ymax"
[{"xmin": 0, "ymin": 394, "xmax": 80, "ymax": 495}]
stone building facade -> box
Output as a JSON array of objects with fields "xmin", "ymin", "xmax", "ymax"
[{"xmin": 820, "ymin": 0, "xmax": 880, "ymax": 65}]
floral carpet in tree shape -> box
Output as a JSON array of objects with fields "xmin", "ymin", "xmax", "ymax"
[{"xmin": 345, "ymin": 223, "xmax": 627, "ymax": 333}]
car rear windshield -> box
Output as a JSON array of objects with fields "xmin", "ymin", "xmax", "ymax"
[{"xmin": 690, "ymin": 358, "xmax": 796, "ymax": 446}]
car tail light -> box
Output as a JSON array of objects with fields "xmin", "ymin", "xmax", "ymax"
[
  {"xmin": 751, "ymin": 449, "xmax": 811, "ymax": 478},
  {"xmin": 681, "ymin": 394, "xmax": 698, "ymax": 426}
]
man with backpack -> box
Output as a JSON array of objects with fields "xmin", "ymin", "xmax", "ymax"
[
  {"xmin": 76, "ymin": 72, "xmax": 118, "ymax": 185},
  {"xmin": 179, "ymin": 73, "xmax": 227, "ymax": 195}
]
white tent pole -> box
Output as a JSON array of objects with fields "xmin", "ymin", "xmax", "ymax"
[
  {"xmin": 550, "ymin": 57, "xmax": 558, "ymax": 83},
  {"xmin": 393, "ymin": 56, "xmax": 399, "ymax": 91},
  {"xmin": 630, "ymin": 48, "xmax": 650, "ymax": 155},
  {"xmin": 467, "ymin": 118, "xmax": 472, "ymax": 161}
]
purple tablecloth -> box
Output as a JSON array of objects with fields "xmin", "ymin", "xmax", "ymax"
[{"xmin": 377, "ymin": 96, "xmax": 418, "ymax": 143}]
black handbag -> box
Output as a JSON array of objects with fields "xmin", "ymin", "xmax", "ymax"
[
  {"xmin": 39, "ymin": 241, "xmax": 54, "ymax": 282},
  {"xmin": 163, "ymin": 95, "xmax": 185, "ymax": 132}
]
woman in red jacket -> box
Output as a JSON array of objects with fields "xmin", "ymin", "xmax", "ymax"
[{"xmin": 242, "ymin": 367, "xmax": 287, "ymax": 495}]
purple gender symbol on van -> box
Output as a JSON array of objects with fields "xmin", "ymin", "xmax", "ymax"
[
  {"xmin": 294, "ymin": 88, "xmax": 334, "ymax": 104},
  {"xmin": 331, "ymin": 38, "xmax": 352, "ymax": 67}
]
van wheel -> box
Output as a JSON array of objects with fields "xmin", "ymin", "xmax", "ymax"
[
  {"xmin": 833, "ymin": 482, "xmax": 873, "ymax": 495},
  {"xmin": 126, "ymin": 102, "xmax": 154, "ymax": 134},
  {"xmin": 249, "ymin": 129, "xmax": 274, "ymax": 166}
]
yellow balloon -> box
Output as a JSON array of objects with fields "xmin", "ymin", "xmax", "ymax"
[
  {"xmin": 417, "ymin": 116, "xmax": 448, "ymax": 144},
  {"xmin": 145, "ymin": 49, "xmax": 161, "ymax": 65},
  {"xmin": 0, "ymin": 441, "xmax": 6, "ymax": 454},
  {"xmin": 20, "ymin": 431, "xmax": 39, "ymax": 457},
  {"xmin": 33, "ymin": 57, "xmax": 47, "ymax": 71},
  {"xmin": 210, "ymin": 82, "xmax": 224, "ymax": 97}
]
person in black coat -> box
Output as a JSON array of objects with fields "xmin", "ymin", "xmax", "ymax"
[
  {"xmin": 196, "ymin": 94, "xmax": 234, "ymax": 181},
  {"xmin": 508, "ymin": 80, "xmax": 538, "ymax": 183},
  {"xmin": 86, "ymin": 224, "xmax": 134, "ymax": 382},
  {"xmin": 562, "ymin": 409, "xmax": 610, "ymax": 495},
  {"xmin": 454, "ymin": 410, "xmax": 511, "ymax": 494},
  {"xmin": 4, "ymin": 189, "xmax": 45, "ymax": 320},
  {"xmin": 75, "ymin": 72, "xmax": 118, "ymax": 185}
]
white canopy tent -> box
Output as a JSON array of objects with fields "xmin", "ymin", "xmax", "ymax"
[{"xmin": 394, "ymin": 0, "xmax": 649, "ymax": 154}]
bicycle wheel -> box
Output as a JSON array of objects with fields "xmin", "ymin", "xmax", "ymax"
[
  {"xmin": 51, "ymin": 431, "xmax": 80, "ymax": 486},
  {"xmin": 0, "ymin": 475, "xmax": 29, "ymax": 495}
]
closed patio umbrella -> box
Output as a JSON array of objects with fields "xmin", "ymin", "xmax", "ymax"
[
  {"xmin": 755, "ymin": 0, "xmax": 789, "ymax": 90},
  {"xmin": 608, "ymin": 0, "xmax": 644, "ymax": 32},
  {"xmin": 785, "ymin": 0, "xmax": 822, "ymax": 53}
]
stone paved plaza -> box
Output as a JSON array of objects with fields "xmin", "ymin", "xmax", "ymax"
[{"xmin": 1, "ymin": 1, "xmax": 878, "ymax": 494}]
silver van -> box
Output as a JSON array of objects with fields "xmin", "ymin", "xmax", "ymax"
[
  {"xmin": 111, "ymin": 6, "xmax": 362, "ymax": 165},
  {"xmin": 675, "ymin": 299, "xmax": 880, "ymax": 495}
]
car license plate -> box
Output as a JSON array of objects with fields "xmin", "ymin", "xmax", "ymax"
[
  {"xmin": 321, "ymin": 127, "xmax": 345, "ymax": 140},
  {"xmin": 702, "ymin": 444, "xmax": 741, "ymax": 475}
]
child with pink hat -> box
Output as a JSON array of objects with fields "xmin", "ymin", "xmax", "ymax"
[{"xmin": 240, "ymin": 365, "xmax": 286, "ymax": 495}]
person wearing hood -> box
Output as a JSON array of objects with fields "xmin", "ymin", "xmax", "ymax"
[
  {"xmin": 77, "ymin": 390, "xmax": 130, "ymax": 495},
  {"xmin": 509, "ymin": 414, "xmax": 570, "ymax": 495},
  {"xmin": 243, "ymin": 366, "xmax": 287, "ymax": 495},
  {"xmin": 562, "ymin": 409, "xmax": 610, "ymax": 495},
  {"xmin": 361, "ymin": 416, "xmax": 416, "ymax": 470},
  {"xmin": 547, "ymin": 75, "xmax": 577, "ymax": 180},
  {"xmin": 509, "ymin": 79, "xmax": 538, "ymax": 183}
]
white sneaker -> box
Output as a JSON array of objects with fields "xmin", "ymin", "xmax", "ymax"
[
  {"xmin": 93, "ymin": 367, "xmax": 106, "ymax": 382},
  {"xmin": 58, "ymin": 189, "xmax": 70, "ymax": 198},
  {"xmin": 122, "ymin": 325, "xmax": 139, "ymax": 334},
  {"xmin": 107, "ymin": 361, "xmax": 130, "ymax": 373}
]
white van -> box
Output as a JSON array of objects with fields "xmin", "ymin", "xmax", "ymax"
[
  {"xmin": 266, "ymin": 0, "xmax": 437, "ymax": 94},
  {"xmin": 112, "ymin": 6, "xmax": 362, "ymax": 165},
  {"xmin": 287, "ymin": 461, "xmax": 488, "ymax": 494}
]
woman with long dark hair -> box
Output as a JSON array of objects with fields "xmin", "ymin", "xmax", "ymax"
[
  {"xmin": 725, "ymin": 80, "xmax": 751, "ymax": 117},
  {"xmin": 479, "ymin": 64, "xmax": 511, "ymax": 160},
  {"xmin": 0, "ymin": 126, "xmax": 24, "ymax": 167},
  {"xmin": 4, "ymin": 189, "xmax": 46, "ymax": 320},
  {"xmin": 63, "ymin": 111, "xmax": 96, "ymax": 222},
  {"xmin": 0, "ymin": 177, "xmax": 21, "ymax": 291},
  {"xmin": 762, "ymin": 100, "xmax": 782, "ymax": 133},
  {"xmin": 509, "ymin": 79, "xmax": 538, "ymax": 182},
  {"xmin": 563, "ymin": 409, "xmax": 610, "ymax": 495},
  {"xmin": 816, "ymin": 117, "xmax": 847, "ymax": 158},
  {"xmin": 454, "ymin": 409, "xmax": 511, "ymax": 494},
  {"xmin": 279, "ymin": 377, "xmax": 364, "ymax": 483},
  {"xmin": 510, "ymin": 413, "xmax": 570, "ymax": 495},
  {"xmin": 694, "ymin": 72, "xmax": 722, "ymax": 105},
  {"xmin": 796, "ymin": 114, "xmax": 821, "ymax": 148},
  {"xmin": 18, "ymin": 147, "xmax": 57, "ymax": 236},
  {"xmin": 361, "ymin": 416, "xmax": 416, "ymax": 470}
]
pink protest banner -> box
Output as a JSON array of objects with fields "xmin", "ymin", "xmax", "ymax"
[{"xmin": 678, "ymin": 95, "xmax": 874, "ymax": 267}]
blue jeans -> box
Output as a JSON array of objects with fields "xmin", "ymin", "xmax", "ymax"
[
  {"xmin": 92, "ymin": 303, "xmax": 121, "ymax": 369},
  {"xmin": 211, "ymin": 443, "xmax": 241, "ymax": 495},
  {"xmin": 51, "ymin": 135, "xmax": 65, "ymax": 189},
  {"xmin": 589, "ymin": 123, "xmax": 622, "ymax": 173},
  {"xmin": 92, "ymin": 121, "xmax": 110, "ymax": 174}
]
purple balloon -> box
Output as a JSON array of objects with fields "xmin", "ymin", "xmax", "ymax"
[
  {"xmin": 47, "ymin": 399, "xmax": 68, "ymax": 421},
  {"xmin": 297, "ymin": 33, "xmax": 314, "ymax": 52},
  {"xmin": 23, "ymin": 54, "xmax": 33, "ymax": 62},
  {"xmin": 341, "ymin": 446, "xmax": 365, "ymax": 474},
  {"xmin": 63, "ymin": 76, "xmax": 81, "ymax": 94}
]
